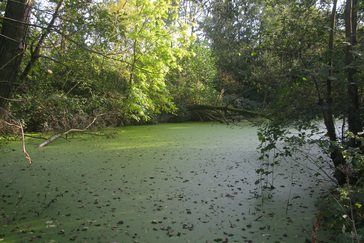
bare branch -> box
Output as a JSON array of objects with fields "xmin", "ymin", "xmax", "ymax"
[
  {"xmin": 38, "ymin": 114, "xmax": 105, "ymax": 148},
  {"xmin": 19, "ymin": 0, "xmax": 64, "ymax": 81}
]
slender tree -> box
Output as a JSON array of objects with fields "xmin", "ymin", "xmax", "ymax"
[
  {"xmin": 323, "ymin": 0, "xmax": 347, "ymax": 185},
  {"xmin": 344, "ymin": 0, "xmax": 362, "ymax": 136},
  {"xmin": 19, "ymin": 0, "xmax": 64, "ymax": 82}
]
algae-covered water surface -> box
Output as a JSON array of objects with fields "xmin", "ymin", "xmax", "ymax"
[{"xmin": 1, "ymin": 122, "xmax": 334, "ymax": 242}]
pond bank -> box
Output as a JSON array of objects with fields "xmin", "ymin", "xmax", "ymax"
[{"xmin": 1, "ymin": 122, "xmax": 335, "ymax": 242}]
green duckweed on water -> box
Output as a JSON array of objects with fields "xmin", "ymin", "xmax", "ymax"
[{"xmin": 0, "ymin": 122, "xmax": 335, "ymax": 242}]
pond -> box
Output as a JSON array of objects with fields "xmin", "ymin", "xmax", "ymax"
[{"xmin": 0, "ymin": 122, "xmax": 335, "ymax": 242}]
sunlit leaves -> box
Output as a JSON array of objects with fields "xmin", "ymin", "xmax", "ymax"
[
  {"xmin": 45, "ymin": 0, "xmax": 191, "ymax": 123},
  {"xmin": 106, "ymin": 0, "xmax": 191, "ymax": 121}
]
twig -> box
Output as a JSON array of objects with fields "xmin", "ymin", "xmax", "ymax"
[
  {"xmin": 343, "ymin": 166, "xmax": 360, "ymax": 243},
  {"xmin": 19, "ymin": 0, "xmax": 64, "ymax": 82},
  {"xmin": 0, "ymin": 95, "xmax": 22, "ymax": 102},
  {"xmin": 326, "ymin": 169, "xmax": 360, "ymax": 243},
  {"xmin": 20, "ymin": 121, "xmax": 32, "ymax": 164},
  {"xmin": 1, "ymin": 107, "xmax": 32, "ymax": 164},
  {"xmin": 0, "ymin": 41, "xmax": 25, "ymax": 70}
]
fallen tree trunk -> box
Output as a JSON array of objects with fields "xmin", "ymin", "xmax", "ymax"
[
  {"xmin": 187, "ymin": 104, "xmax": 267, "ymax": 123},
  {"xmin": 38, "ymin": 114, "xmax": 104, "ymax": 148}
]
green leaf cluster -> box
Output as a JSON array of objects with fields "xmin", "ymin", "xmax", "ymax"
[{"xmin": 9, "ymin": 0, "xmax": 199, "ymax": 130}]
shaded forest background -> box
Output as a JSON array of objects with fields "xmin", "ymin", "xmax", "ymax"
[{"xmin": 1, "ymin": 0, "xmax": 364, "ymax": 241}]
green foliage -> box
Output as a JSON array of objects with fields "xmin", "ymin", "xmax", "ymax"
[
  {"xmin": 253, "ymin": 2, "xmax": 334, "ymax": 115},
  {"xmin": 0, "ymin": 0, "xmax": 6, "ymax": 30},
  {"xmin": 165, "ymin": 41, "xmax": 218, "ymax": 121},
  {"xmin": 319, "ymin": 181, "xmax": 364, "ymax": 241},
  {"xmin": 104, "ymin": 0, "xmax": 193, "ymax": 122},
  {"xmin": 253, "ymin": 0, "xmax": 363, "ymax": 177},
  {"xmin": 342, "ymin": 133, "xmax": 364, "ymax": 175},
  {"xmin": 9, "ymin": 0, "xmax": 194, "ymax": 130},
  {"xmin": 0, "ymin": 1, "xmax": 6, "ymax": 12},
  {"xmin": 168, "ymin": 42, "xmax": 218, "ymax": 104},
  {"xmin": 199, "ymin": 0, "xmax": 264, "ymax": 94}
]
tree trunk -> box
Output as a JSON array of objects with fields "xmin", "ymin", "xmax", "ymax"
[
  {"xmin": 324, "ymin": 0, "xmax": 337, "ymax": 144},
  {"xmin": 344, "ymin": 0, "xmax": 362, "ymax": 136},
  {"xmin": 0, "ymin": 0, "xmax": 34, "ymax": 119},
  {"xmin": 322, "ymin": 0, "xmax": 346, "ymax": 185}
]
